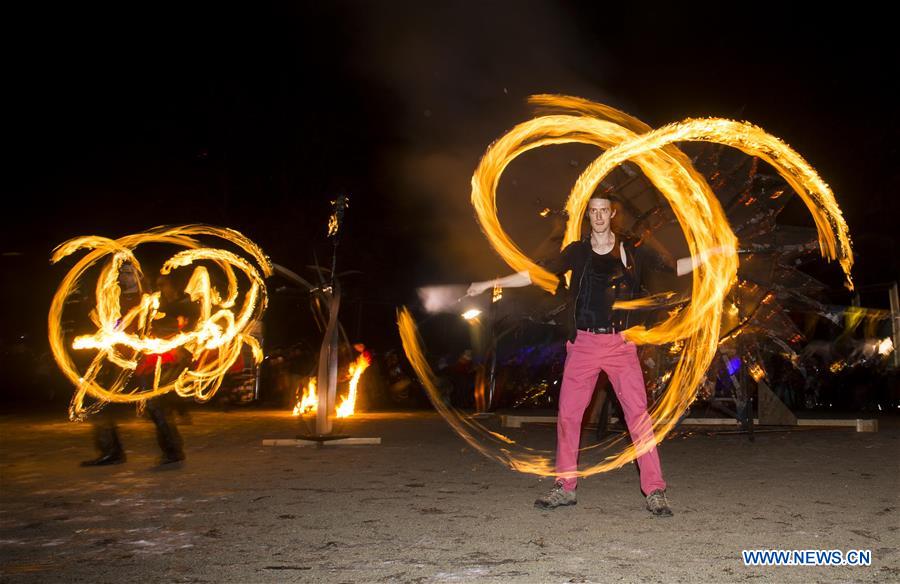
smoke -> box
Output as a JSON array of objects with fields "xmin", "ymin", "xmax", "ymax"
[{"xmin": 340, "ymin": 0, "xmax": 620, "ymax": 284}]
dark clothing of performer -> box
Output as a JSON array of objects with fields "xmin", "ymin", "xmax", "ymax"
[
  {"xmin": 548, "ymin": 237, "xmax": 674, "ymax": 341},
  {"xmin": 82, "ymin": 291, "xmax": 195, "ymax": 466},
  {"xmin": 87, "ymin": 394, "xmax": 184, "ymax": 465}
]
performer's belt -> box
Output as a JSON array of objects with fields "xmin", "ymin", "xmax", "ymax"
[{"xmin": 579, "ymin": 326, "xmax": 617, "ymax": 334}]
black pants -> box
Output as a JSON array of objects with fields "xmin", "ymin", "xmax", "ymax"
[{"xmin": 91, "ymin": 397, "xmax": 184, "ymax": 459}]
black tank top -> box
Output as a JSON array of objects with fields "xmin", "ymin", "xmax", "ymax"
[{"xmin": 575, "ymin": 246, "xmax": 627, "ymax": 329}]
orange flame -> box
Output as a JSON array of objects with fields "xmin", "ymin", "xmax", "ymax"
[
  {"xmin": 336, "ymin": 353, "xmax": 372, "ymax": 418},
  {"xmin": 293, "ymin": 353, "xmax": 371, "ymax": 418},
  {"xmin": 748, "ymin": 362, "xmax": 766, "ymax": 382},
  {"xmin": 292, "ymin": 377, "xmax": 318, "ymax": 416}
]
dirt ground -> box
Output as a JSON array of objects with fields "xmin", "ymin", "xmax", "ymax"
[{"xmin": 1, "ymin": 409, "xmax": 897, "ymax": 583}]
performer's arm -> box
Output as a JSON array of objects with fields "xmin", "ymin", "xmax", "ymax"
[
  {"xmin": 674, "ymin": 246, "xmax": 735, "ymax": 276},
  {"xmin": 467, "ymin": 243, "xmax": 577, "ymax": 296},
  {"xmin": 634, "ymin": 242, "xmax": 733, "ymax": 276},
  {"xmin": 467, "ymin": 271, "xmax": 532, "ymax": 296}
]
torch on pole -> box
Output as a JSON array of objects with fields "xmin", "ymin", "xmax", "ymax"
[
  {"xmin": 264, "ymin": 193, "xmax": 381, "ymax": 448},
  {"xmin": 315, "ymin": 194, "xmax": 349, "ymax": 437}
]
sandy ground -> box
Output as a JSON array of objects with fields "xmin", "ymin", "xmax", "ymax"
[{"xmin": 1, "ymin": 409, "xmax": 898, "ymax": 583}]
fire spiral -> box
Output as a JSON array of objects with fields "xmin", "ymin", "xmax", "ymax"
[
  {"xmin": 401, "ymin": 95, "xmax": 853, "ymax": 479},
  {"xmin": 49, "ymin": 225, "xmax": 272, "ymax": 420}
]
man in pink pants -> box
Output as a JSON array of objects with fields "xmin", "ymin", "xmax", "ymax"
[
  {"xmin": 468, "ymin": 196, "xmax": 714, "ymax": 516},
  {"xmin": 555, "ymin": 329, "xmax": 666, "ymax": 501}
]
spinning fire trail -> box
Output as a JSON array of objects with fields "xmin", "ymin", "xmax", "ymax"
[
  {"xmin": 400, "ymin": 94, "xmax": 853, "ymax": 479},
  {"xmin": 48, "ymin": 225, "xmax": 272, "ymax": 420}
]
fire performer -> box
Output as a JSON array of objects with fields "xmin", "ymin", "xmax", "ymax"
[
  {"xmin": 81, "ymin": 275, "xmax": 193, "ymax": 467},
  {"xmin": 468, "ymin": 195, "xmax": 726, "ymax": 517}
]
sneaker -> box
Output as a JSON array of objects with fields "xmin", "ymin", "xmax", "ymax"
[
  {"xmin": 646, "ymin": 489, "xmax": 673, "ymax": 517},
  {"xmin": 534, "ymin": 482, "xmax": 577, "ymax": 510}
]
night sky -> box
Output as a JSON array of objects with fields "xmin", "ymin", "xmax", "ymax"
[{"xmin": 3, "ymin": 2, "xmax": 898, "ymax": 355}]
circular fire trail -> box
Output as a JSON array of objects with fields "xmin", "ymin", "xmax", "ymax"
[
  {"xmin": 401, "ymin": 95, "xmax": 853, "ymax": 478},
  {"xmin": 49, "ymin": 225, "xmax": 272, "ymax": 420}
]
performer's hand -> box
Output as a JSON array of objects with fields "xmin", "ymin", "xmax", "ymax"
[{"xmin": 467, "ymin": 281, "xmax": 489, "ymax": 296}]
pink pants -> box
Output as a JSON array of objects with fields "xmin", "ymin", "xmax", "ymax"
[{"xmin": 556, "ymin": 330, "xmax": 666, "ymax": 495}]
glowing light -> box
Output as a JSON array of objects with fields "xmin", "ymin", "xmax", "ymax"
[
  {"xmin": 492, "ymin": 284, "xmax": 503, "ymax": 303},
  {"xmin": 748, "ymin": 362, "xmax": 765, "ymax": 382},
  {"xmin": 328, "ymin": 195, "xmax": 349, "ymax": 237},
  {"xmin": 49, "ymin": 225, "xmax": 271, "ymax": 420},
  {"xmin": 399, "ymin": 94, "xmax": 853, "ymax": 480},
  {"xmin": 877, "ymin": 337, "xmax": 894, "ymax": 356},
  {"xmin": 462, "ymin": 309, "xmax": 482, "ymax": 320},
  {"xmin": 327, "ymin": 214, "xmax": 339, "ymax": 237},
  {"xmin": 336, "ymin": 353, "xmax": 372, "ymax": 418},
  {"xmin": 539, "ymin": 207, "xmax": 551, "ymax": 217},
  {"xmin": 726, "ymin": 357, "xmax": 742, "ymax": 376},
  {"xmin": 417, "ymin": 284, "xmax": 469, "ymax": 314},
  {"xmin": 292, "ymin": 377, "xmax": 318, "ymax": 416}
]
